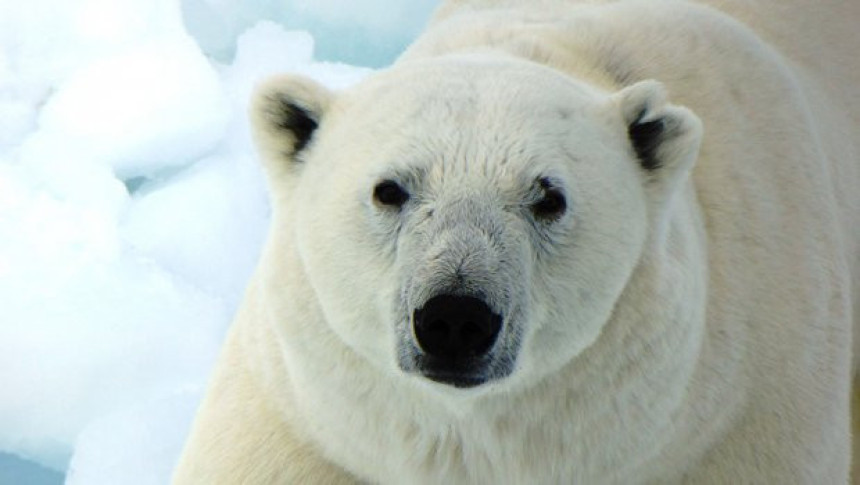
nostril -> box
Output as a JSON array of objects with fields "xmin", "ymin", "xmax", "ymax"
[
  {"xmin": 424, "ymin": 320, "xmax": 449, "ymax": 344},
  {"xmin": 413, "ymin": 295, "xmax": 502, "ymax": 359}
]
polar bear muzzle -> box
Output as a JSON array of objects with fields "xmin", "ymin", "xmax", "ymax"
[{"xmin": 411, "ymin": 294, "xmax": 503, "ymax": 388}]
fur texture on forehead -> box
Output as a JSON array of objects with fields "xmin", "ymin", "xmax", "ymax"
[{"xmin": 316, "ymin": 55, "xmax": 630, "ymax": 196}]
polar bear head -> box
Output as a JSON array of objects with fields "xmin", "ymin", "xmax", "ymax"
[{"xmin": 251, "ymin": 54, "xmax": 701, "ymax": 394}]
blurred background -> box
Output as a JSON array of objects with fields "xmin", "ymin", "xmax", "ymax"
[{"xmin": 0, "ymin": 0, "xmax": 437, "ymax": 483}]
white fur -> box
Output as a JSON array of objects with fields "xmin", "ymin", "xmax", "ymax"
[{"xmin": 174, "ymin": 1, "xmax": 860, "ymax": 483}]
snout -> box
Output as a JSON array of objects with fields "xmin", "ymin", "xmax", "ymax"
[
  {"xmin": 411, "ymin": 294, "xmax": 503, "ymax": 388},
  {"xmin": 414, "ymin": 295, "xmax": 502, "ymax": 358}
]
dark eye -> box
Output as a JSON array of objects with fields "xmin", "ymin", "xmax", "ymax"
[
  {"xmin": 373, "ymin": 180, "xmax": 410, "ymax": 208},
  {"xmin": 532, "ymin": 180, "xmax": 567, "ymax": 220}
]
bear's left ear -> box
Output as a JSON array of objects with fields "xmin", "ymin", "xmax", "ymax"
[
  {"xmin": 250, "ymin": 75, "xmax": 333, "ymax": 177},
  {"xmin": 613, "ymin": 80, "xmax": 702, "ymax": 196}
]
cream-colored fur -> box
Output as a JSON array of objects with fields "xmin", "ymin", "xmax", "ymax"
[{"xmin": 174, "ymin": 1, "xmax": 860, "ymax": 483}]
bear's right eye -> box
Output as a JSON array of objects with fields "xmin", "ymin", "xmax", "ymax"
[
  {"xmin": 531, "ymin": 177, "xmax": 567, "ymax": 221},
  {"xmin": 373, "ymin": 180, "xmax": 410, "ymax": 208}
]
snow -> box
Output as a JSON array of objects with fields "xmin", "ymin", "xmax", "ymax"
[
  {"xmin": 181, "ymin": 0, "xmax": 438, "ymax": 66},
  {"xmin": 0, "ymin": 0, "xmax": 433, "ymax": 482},
  {"xmin": 36, "ymin": 35, "xmax": 230, "ymax": 180},
  {"xmin": 64, "ymin": 390, "xmax": 201, "ymax": 485}
]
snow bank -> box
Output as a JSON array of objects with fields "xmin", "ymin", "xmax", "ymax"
[
  {"xmin": 36, "ymin": 35, "xmax": 230, "ymax": 180},
  {"xmin": 1, "ymin": 2, "xmax": 228, "ymax": 471},
  {"xmin": 0, "ymin": 155, "xmax": 229, "ymax": 470},
  {"xmin": 65, "ymin": 390, "xmax": 201, "ymax": 485}
]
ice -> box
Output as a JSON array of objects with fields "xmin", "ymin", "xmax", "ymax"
[
  {"xmin": 0, "ymin": 452, "xmax": 63, "ymax": 485},
  {"xmin": 0, "ymin": 63, "xmax": 43, "ymax": 150},
  {"xmin": 0, "ymin": 1, "xmax": 185, "ymax": 88},
  {"xmin": 121, "ymin": 155, "xmax": 268, "ymax": 307},
  {"xmin": 275, "ymin": 0, "xmax": 439, "ymax": 67},
  {"xmin": 0, "ymin": 0, "xmax": 432, "ymax": 482},
  {"xmin": 181, "ymin": 0, "xmax": 439, "ymax": 67},
  {"xmin": 0, "ymin": 0, "xmax": 234, "ymax": 474},
  {"xmin": 35, "ymin": 35, "xmax": 230, "ymax": 180},
  {"xmin": 0, "ymin": 163, "xmax": 228, "ymax": 467},
  {"xmin": 65, "ymin": 390, "xmax": 201, "ymax": 485},
  {"xmin": 178, "ymin": 0, "xmax": 282, "ymax": 63}
]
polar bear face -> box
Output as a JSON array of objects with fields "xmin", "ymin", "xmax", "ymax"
[{"xmin": 252, "ymin": 55, "xmax": 701, "ymax": 394}]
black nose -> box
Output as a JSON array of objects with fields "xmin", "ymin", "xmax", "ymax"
[{"xmin": 413, "ymin": 295, "xmax": 502, "ymax": 359}]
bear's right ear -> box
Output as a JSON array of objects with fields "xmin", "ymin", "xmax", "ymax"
[
  {"xmin": 613, "ymin": 80, "xmax": 702, "ymax": 178},
  {"xmin": 250, "ymin": 75, "xmax": 333, "ymax": 171},
  {"xmin": 612, "ymin": 80, "xmax": 702, "ymax": 202}
]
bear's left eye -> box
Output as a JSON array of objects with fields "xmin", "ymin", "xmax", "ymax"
[
  {"xmin": 373, "ymin": 180, "xmax": 410, "ymax": 208},
  {"xmin": 531, "ymin": 179, "xmax": 567, "ymax": 220}
]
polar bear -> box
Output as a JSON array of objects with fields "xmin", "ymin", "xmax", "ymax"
[{"xmin": 173, "ymin": 0, "xmax": 860, "ymax": 483}]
